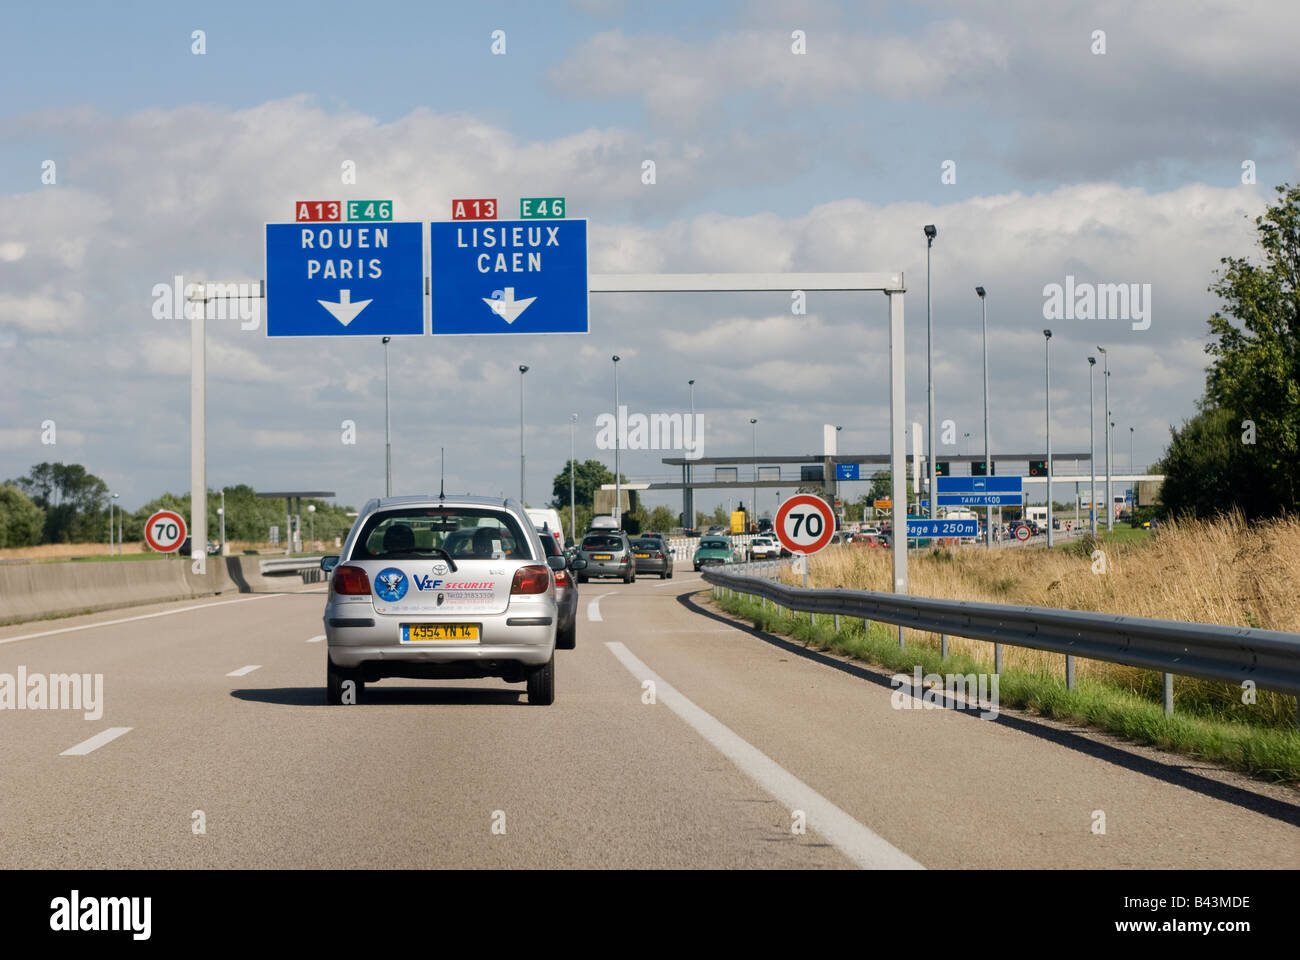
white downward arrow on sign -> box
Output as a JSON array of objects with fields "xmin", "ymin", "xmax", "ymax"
[
  {"xmin": 317, "ymin": 289, "xmax": 373, "ymax": 326},
  {"xmin": 482, "ymin": 287, "xmax": 536, "ymax": 324}
]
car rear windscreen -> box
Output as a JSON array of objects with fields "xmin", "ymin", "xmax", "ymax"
[
  {"xmin": 700, "ymin": 539, "xmax": 729, "ymax": 549},
  {"xmin": 631, "ymin": 539, "xmax": 659, "ymax": 550},
  {"xmin": 582, "ymin": 535, "xmax": 621, "ymax": 550},
  {"xmin": 352, "ymin": 507, "xmax": 530, "ymax": 561}
]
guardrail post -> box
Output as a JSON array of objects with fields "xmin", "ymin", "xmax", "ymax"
[
  {"xmin": 1163, "ymin": 672, "xmax": 1173, "ymax": 717},
  {"xmin": 898, "ymin": 626, "xmax": 904, "ymax": 649},
  {"xmin": 1066, "ymin": 654, "xmax": 1076, "ymax": 690},
  {"xmin": 994, "ymin": 642, "xmax": 1003, "ymax": 674},
  {"xmin": 940, "ymin": 634, "xmax": 948, "ymax": 659},
  {"xmin": 834, "ymin": 614, "xmax": 840, "ymax": 632}
]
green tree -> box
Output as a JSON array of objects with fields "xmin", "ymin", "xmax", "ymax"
[
  {"xmin": 1155, "ymin": 406, "xmax": 1245, "ymax": 518},
  {"xmin": 647, "ymin": 505, "xmax": 677, "ymax": 532},
  {"xmin": 0, "ymin": 484, "xmax": 45, "ymax": 547},
  {"xmin": 9, "ymin": 462, "xmax": 109, "ymax": 542},
  {"xmin": 550, "ymin": 459, "xmax": 616, "ymax": 510},
  {"xmin": 1196, "ymin": 182, "xmax": 1300, "ymax": 516}
]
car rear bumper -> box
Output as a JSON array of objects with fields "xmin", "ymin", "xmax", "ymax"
[
  {"xmin": 633, "ymin": 557, "xmax": 668, "ymax": 573},
  {"xmin": 324, "ymin": 600, "xmax": 556, "ymax": 668},
  {"xmin": 582, "ymin": 559, "xmax": 630, "ymax": 577}
]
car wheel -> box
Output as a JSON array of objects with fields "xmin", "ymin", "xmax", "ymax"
[
  {"xmin": 624, "ymin": 567, "xmax": 635, "ymax": 583},
  {"xmin": 326, "ymin": 658, "xmax": 363, "ymax": 705},
  {"xmin": 667, "ymin": 568, "xmax": 673, "ymax": 579},
  {"xmin": 556, "ymin": 620, "xmax": 576, "ymax": 650},
  {"xmin": 660, "ymin": 569, "xmax": 667, "ymax": 579},
  {"xmin": 577, "ymin": 573, "xmax": 588, "ymax": 583},
  {"xmin": 527, "ymin": 654, "xmax": 555, "ymax": 705}
]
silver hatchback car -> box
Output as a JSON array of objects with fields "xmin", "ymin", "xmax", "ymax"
[{"xmin": 320, "ymin": 496, "xmax": 561, "ymax": 705}]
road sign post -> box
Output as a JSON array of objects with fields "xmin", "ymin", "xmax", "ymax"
[{"xmin": 774, "ymin": 494, "xmax": 835, "ymax": 588}]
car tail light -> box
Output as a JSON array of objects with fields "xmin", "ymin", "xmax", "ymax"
[
  {"xmin": 554, "ymin": 569, "xmax": 569, "ymax": 586},
  {"xmin": 654, "ymin": 551, "xmax": 662, "ymax": 558},
  {"xmin": 332, "ymin": 564, "xmax": 371, "ymax": 595},
  {"xmin": 511, "ymin": 564, "xmax": 551, "ymax": 595}
]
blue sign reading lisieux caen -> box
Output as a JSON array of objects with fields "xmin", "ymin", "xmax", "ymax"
[{"xmin": 429, "ymin": 219, "xmax": 588, "ymax": 335}]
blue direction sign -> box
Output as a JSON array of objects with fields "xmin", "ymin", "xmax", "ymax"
[
  {"xmin": 936, "ymin": 476, "xmax": 1023, "ymax": 494},
  {"xmin": 936, "ymin": 474, "xmax": 1023, "ymax": 506},
  {"xmin": 907, "ymin": 518, "xmax": 978, "ymax": 538},
  {"xmin": 429, "ymin": 219, "xmax": 588, "ymax": 335},
  {"xmin": 835, "ymin": 463, "xmax": 860, "ymax": 481},
  {"xmin": 265, "ymin": 222, "xmax": 424, "ymax": 337}
]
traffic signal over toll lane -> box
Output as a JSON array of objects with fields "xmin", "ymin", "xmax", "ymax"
[{"xmin": 1029, "ymin": 460, "xmax": 1048, "ymax": 476}]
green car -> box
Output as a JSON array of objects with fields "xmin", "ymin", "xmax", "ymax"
[{"xmin": 693, "ymin": 536, "xmax": 738, "ymax": 571}]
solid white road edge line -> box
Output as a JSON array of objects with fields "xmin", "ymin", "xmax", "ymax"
[
  {"xmin": 0, "ymin": 593, "xmax": 294, "ymax": 647},
  {"xmin": 307, "ymin": 635, "xmax": 325, "ymax": 643},
  {"xmin": 60, "ymin": 727, "xmax": 133, "ymax": 757},
  {"xmin": 604, "ymin": 641, "xmax": 924, "ymax": 870},
  {"xmin": 226, "ymin": 665, "xmax": 261, "ymax": 677},
  {"xmin": 586, "ymin": 593, "xmax": 614, "ymax": 622}
]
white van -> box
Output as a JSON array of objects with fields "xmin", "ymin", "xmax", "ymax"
[{"xmin": 527, "ymin": 508, "xmax": 565, "ymax": 547}]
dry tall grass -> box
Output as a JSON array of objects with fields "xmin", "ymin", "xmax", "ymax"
[{"xmin": 787, "ymin": 513, "xmax": 1300, "ymax": 722}]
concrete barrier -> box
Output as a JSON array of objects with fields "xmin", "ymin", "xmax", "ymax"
[{"xmin": 0, "ymin": 555, "xmax": 304, "ymax": 625}]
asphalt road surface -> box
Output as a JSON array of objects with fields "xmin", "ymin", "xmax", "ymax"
[{"xmin": 1, "ymin": 577, "xmax": 1296, "ymax": 869}]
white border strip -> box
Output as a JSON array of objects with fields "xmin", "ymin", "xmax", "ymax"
[{"xmin": 605, "ymin": 641, "xmax": 923, "ymax": 870}]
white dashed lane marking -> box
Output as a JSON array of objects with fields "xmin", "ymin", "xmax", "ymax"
[{"xmin": 60, "ymin": 727, "xmax": 133, "ymax": 757}]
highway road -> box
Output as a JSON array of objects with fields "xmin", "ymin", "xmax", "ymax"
[{"xmin": 0, "ymin": 576, "xmax": 1296, "ymax": 869}]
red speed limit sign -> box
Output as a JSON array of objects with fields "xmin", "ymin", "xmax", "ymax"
[
  {"xmin": 774, "ymin": 494, "xmax": 836, "ymax": 555},
  {"xmin": 144, "ymin": 510, "xmax": 187, "ymax": 553},
  {"xmin": 1015, "ymin": 524, "xmax": 1031, "ymax": 542}
]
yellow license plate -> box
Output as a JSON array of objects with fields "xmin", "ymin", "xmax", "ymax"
[
  {"xmin": 404, "ymin": 623, "xmax": 479, "ymax": 642},
  {"xmin": 593, "ymin": 554, "xmax": 612, "ymax": 560}
]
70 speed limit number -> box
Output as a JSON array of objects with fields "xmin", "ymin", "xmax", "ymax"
[{"xmin": 774, "ymin": 494, "xmax": 836, "ymax": 555}]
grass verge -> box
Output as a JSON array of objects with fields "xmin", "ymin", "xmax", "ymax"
[{"xmin": 712, "ymin": 589, "xmax": 1300, "ymax": 784}]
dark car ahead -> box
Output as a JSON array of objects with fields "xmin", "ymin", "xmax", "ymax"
[
  {"xmin": 630, "ymin": 536, "xmax": 673, "ymax": 579},
  {"xmin": 576, "ymin": 531, "xmax": 635, "ymax": 583},
  {"xmin": 537, "ymin": 529, "xmax": 584, "ymax": 648}
]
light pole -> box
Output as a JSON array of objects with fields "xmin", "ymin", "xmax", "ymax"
[
  {"xmin": 218, "ymin": 488, "xmax": 226, "ymax": 556},
  {"xmin": 1098, "ymin": 345, "xmax": 1112, "ymax": 531},
  {"xmin": 307, "ymin": 504, "xmax": 315, "ymax": 546},
  {"xmin": 382, "ymin": 336, "xmax": 392, "ymax": 497},
  {"xmin": 110, "ymin": 492, "xmax": 119, "ymax": 554},
  {"xmin": 1129, "ymin": 426, "xmax": 1135, "ymax": 474},
  {"xmin": 976, "ymin": 286, "xmax": 992, "ymax": 548},
  {"xmin": 835, "ymin": 424, "xmax": 843, "ymax": 526},
  {"xmin": 518, "ymin": 364, "xmax": 529, "ymax": 504},
  {"xmin": 612, "ymin": 355, "xmax": 621, "ymax": 522},
  {"xmin": 750, "ymin": 417, "xmax": 758, "ymax": 532},
  {"xmin": 924, "ymin": 224, "xmax": 938, "ymax": 520},
  {"xmin": 1088, "ymin": 356, "xmax": 1097, "ymax": 536},
  {"xmin": 1044, "ymin": 329, "xmax": 1053, "ymax": 548},
  {"xmin": 569, "ymin": 413, "xmax": 578, "ymax": 543},
  {"xmin": 687, "ymin": 379, "xmax": 695, "ymax": 529}
]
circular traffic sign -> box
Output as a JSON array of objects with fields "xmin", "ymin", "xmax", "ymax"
[
  {"xmin": 774, "ymin": 494, "xmax": 835, "ymax": 556},
  {"xmin": 144, "ymin": 509, "xmax": 187, "ymax": 553},
  {"xmin": 1015, "ymin": 524, "xmax": 1031, "ymax": 542}
]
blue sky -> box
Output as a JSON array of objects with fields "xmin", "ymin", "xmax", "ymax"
[{"xmin": 1, "ymin": 0, "xmax": 1297, "ymax": 519}]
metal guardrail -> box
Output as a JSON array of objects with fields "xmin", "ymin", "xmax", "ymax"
[
  {"xmin": 702, "ymin": 563, "xmax": 1300, "ymax": 718},
  {"xmin": 258, "ymin": 556, "xmax": 326, "ymax": 583}
]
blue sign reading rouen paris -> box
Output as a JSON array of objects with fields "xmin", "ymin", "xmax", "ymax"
[
  {"xmin": 429, "ymin": 219, "xmax": 588, "ymax": 335},
  {"xmin": 265, "ymin": 222, "xmax": 424, "ymax": 337}
]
